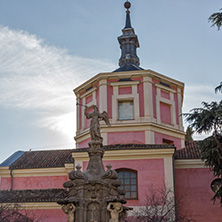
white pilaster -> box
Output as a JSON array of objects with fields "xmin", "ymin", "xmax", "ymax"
[
  {"xmin": 156, "ymin": 88, "xmax": 161, "ymax": 124},
  {"xmin": 132, "ymin": 85, "xmax": 140, "ymax": 120},
  {"xmin": 101, "ymin": 133, "xmax": 107, "ymax": 145},
  {"xmin": 170, "ymin": 92, "xmax": 176, "ymax": 126},
  {"xmin": 145, "ymin": 130, "xmax": 155, "ymax": 144},
  {"xmin": 82, "ymin": 97, "xmax": 86, "ymax": 130},
  {"xmin": 164, "ymin": 156, "xmax": 175, "ymax": 222},
  {"xmin": 92, "ymin": 91, "xmax": 96, "ymax": 104},
  {"xmin": 177, "ymin": 88, "xmax": 184, "ymax": 130},
  {"xmin": 99, "ymin": 79, "xmax": 107, "ymax": 112},
  {"xmin": 143, "ymin": 76, "xmax": 153, "ymax": 120},
  {"xmin": 76, "ymin": 94, "xmax": 80, "ymax": 133},
  {"xmin": 164, "ymin": 157, "xmax": 174, "ymax": 192},
  {"xmin": 112, "ymin": 86, "xmax": 118, "ymax": 122}
]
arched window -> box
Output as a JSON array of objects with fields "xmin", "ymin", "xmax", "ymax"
[{"xmin": 117, "ymin": 169, "xmax": 138, "ymax": 199}]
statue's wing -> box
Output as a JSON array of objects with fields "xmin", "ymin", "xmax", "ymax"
[{"xmin": 101, "ymin": 111, "xmax": 111, "ymax": 126}]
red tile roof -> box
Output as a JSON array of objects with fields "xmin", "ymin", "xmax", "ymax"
[
  {"xmin": 7, "ymin": 142, "xmax": 201, "ymax": 170},
  {"xmin": 9, "ymin": 144, "xmax": 175, "ymax": 169},
  {"xmin": 72, "ymin": 144, "xmax": 175, "ymax": 152},
  {"xmin": 10, "ymin": 149, "xmax": 74, "ymax": 169},
  {"xmin": 175, "ymin": 141, "xmax": 201, "ymax": 159},
  {"xmin": 0, "ymin": 189, "xmax": 67, "ymax": 203}
]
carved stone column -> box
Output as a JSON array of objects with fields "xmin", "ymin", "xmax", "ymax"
[{"xmin": 58, "ymin": 141, "xmax": 128, "ymax": 222}]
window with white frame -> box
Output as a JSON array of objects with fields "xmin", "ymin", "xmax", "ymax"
[{"xmin": 118, "ymin": 100, "xmax": 134, "ymax": 120}]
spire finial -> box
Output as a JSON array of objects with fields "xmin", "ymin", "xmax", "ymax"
[
  {"xmin": 124, "ymin": 1, "xmax": 131, "ymax": 13},
  {"xmin": 113, "ymin": 1, "xmax": 143, "ymax": 72},
  {"xmin": 124, "ymin": 1, "xmax": 132, "ymax": 29}
]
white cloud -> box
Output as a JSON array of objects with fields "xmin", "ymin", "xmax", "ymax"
[{"xmin": 0, "ymin": 25, "xmax": 115, "ymax": 137}]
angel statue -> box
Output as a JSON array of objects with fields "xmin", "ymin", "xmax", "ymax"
[{"xmin": 84, "ymin": 105, "xmax": 110, "ymax": 142}]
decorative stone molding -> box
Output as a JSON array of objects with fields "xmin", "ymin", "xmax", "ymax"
[
  {"xmin": 110, "ymin": 81, "xmax": 140, "ymax": 87},
  {"xmin": 0, "ymin": 202, "xmax": 61, "ymax": 209},
  {"xmin": 0, "ymin": 167, "xmax": 72, "ymax": 177},
  {"xmin": 175, "ymin": 159, "xmax": 205, "ymax": 169},
  {"xmin": 72, "ymin": 148, "xmax": 175, "ymax": 162}
]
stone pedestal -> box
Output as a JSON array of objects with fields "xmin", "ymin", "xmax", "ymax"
[{"xmin": 58, "ymin": 141, "xmax": 128, "ymax": 222}]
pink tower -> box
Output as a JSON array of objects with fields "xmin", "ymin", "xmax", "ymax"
[{"xmin": 74, "ymin": 2, "xmax": 185, "ymax": 150}]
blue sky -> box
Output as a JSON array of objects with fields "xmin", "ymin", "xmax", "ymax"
[{"xmin": 0, "ymin": 0, "xmax": 221, "ymax": 163}]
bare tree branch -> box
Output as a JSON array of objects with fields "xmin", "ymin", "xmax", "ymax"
[
  {"xmin": 0, "ymin": 204, "xmax": 46, "ymax": 222},
  {"xmin": 126, "ymin": 186, "xmax": 195, "ymax": 222}
]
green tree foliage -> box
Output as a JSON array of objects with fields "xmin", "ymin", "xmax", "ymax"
[
  {"xmin": 209, "ymin": 9, "xmax": 222, "ymax": 30},
  {"xmin": 185, "ymin": 126, "xmax": 194, "ymax": 141},
  {"xmin": 184, "ymin": 101, "xmax": 222, "ymax": 205},
  {"xmin": 215, "ymin": 82, "xmax": 222, "ymax": 94}
]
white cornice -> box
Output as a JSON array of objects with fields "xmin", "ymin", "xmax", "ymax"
[
  {"xmin": 1, "ymin": 202, "xmax": 61, "ymax": 209},
  {"xmin": 110, "ymin": 81, "xmax": 140, "ymax": 87},
  {"xmin": 73, "ymin": 69, "xmax": 184, "ymax": 95},
  {"xmin": 175, "ymin": 159, "xmax": 205, "ymax": 169},
  {"xmin": 64, "ymin": 163, "xmax": 74, "ymax": 171},
  {"xmin": 154, "ymin": 83, "xmax": 176, "ymax": 93},
  {"xmin": 79, "ymin": 87, "xmax": 97, "ymax": 98},
  {"xmin": 75, "ymin": 121, "xmax": 185, "ymax": 142},
  {"xmin": 73, "ymin": 148, "xmax": 175, "ymax": 162},
  {"xmin": 1, "ymin": 167, "xmax": 70, "ymax": 177},
  {"xmin": 0, "ymin": 166, "xmax": 10, "ymax": 177}
]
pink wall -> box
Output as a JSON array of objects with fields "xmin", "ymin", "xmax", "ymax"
[
  {"xmin": 107, "ymin": 131, "xmax": 145, "ymax": 145},
  {"xmin": 154, "ymin": 132, "xmax": 181, "ymax": 149},
  {"xmin": 119, "ymin": 86, "xmax": 132, "ymax": 95},
  {"xmin": 86, "ymin": 94, "xmax": 92, "ymax": 104},
  {"xmin": 83, "ymin": 158, "xmax": 165, "ymax": 206},
  {"xmin": 6, "ymin": 175, "xmax": 68, "ymax": 190},
  {"xmin": 0, "ymin": 177, "xmax": 11, "ymax": 190},
  {"xmin": 78, "ymin": 138, "xmax": 91, "ymax": 148},
  {"xmin": 175, "ymin": 168, "xmax": 222, "ymax": 221},
  {"xmin": 161, "ymin": 90, "xmax": 170, "ymax": 100},
  {"xmin": 24, "ymin": 209, "xmax": 66, "ymax": 222},
  {"xmin": 160, "ymin": 102, "xmax": 171, "ymax": 124}
]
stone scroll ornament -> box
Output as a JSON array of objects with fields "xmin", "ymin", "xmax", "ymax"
[
  {"xmin": 77, "ymin": 103, "xmax": 111, "ymax": 142},
  {"xmin": 62, "ymin": 203, "xmax": 75, "ymax": 222}
]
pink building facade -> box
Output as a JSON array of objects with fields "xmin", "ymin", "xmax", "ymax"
[
  {"xmin": 75, "ymin": 70, "xmax": 185, "ymax": 150},
  {"xmin": 1, "ymin": 143, "xmax": 221, "ymax": 221}
]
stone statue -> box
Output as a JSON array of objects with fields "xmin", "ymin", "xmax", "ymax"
[
  {"xmin": 62, "ymin": 203, "xmax": 75, "ymax": 222},
  {"xmin": 87, "ymin": 202, "xmax": 100, "ymax": 222},
  {"xmin": 107, "ymin": 202, "xmax": 123, "ymax": 222},
  {"xmin": 84, "ymin": 105, "xmax": 110, "ymax": 142},
  {"xmin": 119, "ymin": 206, "xmax": 133, "ymax": 222}
]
